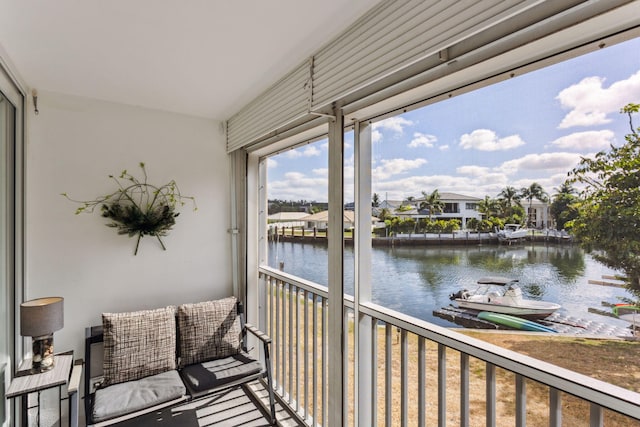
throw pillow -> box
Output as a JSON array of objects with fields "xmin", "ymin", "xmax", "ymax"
[
  {"xmin": 177, "ymin": 297, "xmax": 242, "ymax": 367},
  {"xmin": 102, "ymin": 306, "xmax": 177, "ymax": 386}
]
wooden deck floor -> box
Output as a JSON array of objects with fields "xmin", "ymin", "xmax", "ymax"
[{"xmin": 110, "ymin": 382, "xmax": 304, "ymax": 427}]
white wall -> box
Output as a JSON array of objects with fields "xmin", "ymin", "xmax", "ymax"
[{"xmin": 26, "ymin": 91, "xmax": 232, "ymax": 357}]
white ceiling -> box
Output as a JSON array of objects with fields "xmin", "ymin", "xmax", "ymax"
[{"xmin": 0, "ymin": 0, "xmax": 379, "ymax": 120}]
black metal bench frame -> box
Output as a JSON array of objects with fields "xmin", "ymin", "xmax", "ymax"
[{"xmin": 84, "ymin": 301, "xmax": 276, "ymax": 426}]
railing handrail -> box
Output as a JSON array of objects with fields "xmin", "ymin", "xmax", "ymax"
[
  {"xmin": 260, "ymin": 265, "xmax": 329, "ymax": 298},
  {"xmin": 259, "ymin": 266, "xmax": 640, "ymax": 420},
  {"xmin": 361, "ymin": 301, "xmax": 640, "ymax": 419}
]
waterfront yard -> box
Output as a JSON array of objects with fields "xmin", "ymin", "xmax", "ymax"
[
  {"xmin": 458, "ymin": 331, "xmax": 640, "ymax": 426},
  {"xmin": 352, "ymin": 329, "xmax": 640, "ymax": 426}
]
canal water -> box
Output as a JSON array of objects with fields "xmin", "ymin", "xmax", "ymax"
[{"xmin": 268, "ymin": 241, "xmax": 635, "ymax": 328}]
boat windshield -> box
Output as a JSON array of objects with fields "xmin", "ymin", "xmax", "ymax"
[{"xmin": 477, "ymin": 277, "xmax": 518, "ymax": 286}]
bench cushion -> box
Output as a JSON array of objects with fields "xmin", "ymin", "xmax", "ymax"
[
  {"xmin": 180, "ymin": 352, "xmax": 262, "ymax": 393},
  {"xmin": 92, "ymin": 370, "xmax": 186, "ymax": 423},
  {"xmin": 102, "ymin": 306, "xmax": 177, "ymax": 385},
  {"xmin": 177, "ymin": 297, "xmax": 242, "ymax": 367}
]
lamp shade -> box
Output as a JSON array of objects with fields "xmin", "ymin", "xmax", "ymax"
[{"xmin": 20, "ymin": 297, "xmax": 64, "ymax": 337}]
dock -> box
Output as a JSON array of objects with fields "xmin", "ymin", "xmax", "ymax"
[{"xmin": 433, "ymin": 306, "xmax": 633, "ymax": 337}]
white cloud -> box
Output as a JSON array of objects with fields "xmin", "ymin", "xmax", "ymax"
[
  {"xmin": 373, "ymin": 117, "xmax": 414, "ymax": 134},
  {"xmin": 557, "ymin": 70, "xmax": 640, "ymax": 129},
  {"xmin": 497, "ymin": 152, "xmax": 585, "ymax": 176},
  {"xmin": 284, "ymin": 145, "xmax": 322, "ymax": 158},
  {"xmin": 549, "ymin": 130, "xmax": 615, "ymax": 150},
  {"xmin": 439, "ymin": 145, "xmax": 450, "ymax": 151},
  {"xmin": 312, "ymin": 168, "xmax": 328, "ymax": 178},
  {"xmin": 372, "ymin": 129, "xmax": 383, "ymax": 143},
  {"xmin": 267, "ymin": 158, "xmax": 278, "ymax": 168},
  {"xmin": 372, "ymin": 158, "xmax": 427, "ymax": 181},
  {"xmin": 408, "ymin": 132, "xmax": 437, "ymax": 148},
  {"xmin": 459, "ymin": 129, "xmax": 525, "ymax": 151},
  {"xmin": 456, "ymin": 165, "xmax": 490, "ymax": 177},
  {"xmin": 268, "ymin": 171, "xmax": 328, "ymax": 201},
  {"xmin": 373, "ymin": 173, "xmax": 510, "ymax": 200}
]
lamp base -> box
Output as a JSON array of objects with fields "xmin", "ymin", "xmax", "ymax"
[{"xmin": 31, "ymin": 334, "xmax": 54, "ymax": 373}]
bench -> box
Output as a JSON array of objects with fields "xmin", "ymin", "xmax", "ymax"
[{"xmin": 84, "ymin": 297, "xmax": 276, "ymax": 426}]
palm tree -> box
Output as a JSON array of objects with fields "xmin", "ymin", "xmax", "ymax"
[
  {"xmin": 553, "ymin": 182, "xmax": 576, "ymax": 197},
  {"xmin": 477, "ymin": 196, "xmax": 499, "ymax": 219},
  {"xmin": 497, "ymin": 186, "xmax": 521, "ymax": 217},
  {"xmin": 520, "ymin": 182, "xmax": 549, "ymax": 227},
  {"xmin": 419, "ymin": 189, "xmax": 444, "ymax": 221}
]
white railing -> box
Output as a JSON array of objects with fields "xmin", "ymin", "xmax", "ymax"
[{"xmin": 259, "ymin": 265, "xmax": 640, "ymax": 426}]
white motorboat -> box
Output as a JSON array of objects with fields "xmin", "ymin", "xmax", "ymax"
[
  {"xmin": 449, "ymin": 277, "xmax": 561, "ymax": 319},
  {"xmin": 496, "ymin": 224, "xmax": 528, "ymax": 242}
]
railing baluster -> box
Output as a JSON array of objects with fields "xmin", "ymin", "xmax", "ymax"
[
  {"xmin": 385, "ymin": 324, "xmax": 392, "ymax": 427},
  {"xmin": 322, "ymin": 297, "xmax": 328, "ymax": 426},
  {"xmin": 438, "ymin": 344, "xmax": 446, "ymax": 427},
  {"xmin": 312, "ymin": 294, "xmax": 318, "ymax": 427},
  {"xmin": 590, "ymin": 403, "xmax": 603, "ymax": 427},
  {"xmin": 401, "ymin": 330, "xmax": 408, "ymax": 427},
  {"xmin": 516, "ymin": 374, "xmax": 526, "ymax": 427},
  {"xmin": 303, "ymin": 289, "xmax": 309, "ymax": 422},
  {"xmin": 418, "ymin": 337, "xmax": 425, "ymax": 427},
  {"xmin": 275, "ymin": 280, "xmax": 281, "ymax": 393},
  {"xmin": 550, "ymin": 388, "xmax": 562, "ymax": 427},
  {"xmin": 460, "ymin": 353, "xmax": 469, "ymax": 427},
  {"xmin": 267, "ymin": 277, "xmax": 273, "ymax": 346},
  {"xmin": 343, "ymin": 306, "xmax": 350, "ymax": 427},
  {"xmin": 295, "ymin": 285, "xmax": 300, "ymax": 413},
  {"xmin": 282, "ymin": 283, "xmax": 287, "ymax": 398},
  {"xmin": 288, "ymin": 284, "xmax": 293, "ymax": 403},
  {"xmin": 486, "ymin": 362, "xmax": 496, "ymax": 427},
  {"xmin": 372, "ymin": 317, "xmax": 378, "ymax": 425}
]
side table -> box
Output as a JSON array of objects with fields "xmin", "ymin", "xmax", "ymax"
[{"xmin": 6, "ymin": 351, "xmax": 82, "ymax": 427}]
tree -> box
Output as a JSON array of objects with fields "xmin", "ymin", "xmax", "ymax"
[
  {"xmin": 378, "ymin": 207, "xmax": 392, "ymax": 221},
  {"xmin": 520, "ymin": 182, "xmax": 549, "ymax": 227},
  {"xmin": 477, "ymin": 196, "xmax": 499, "ymax": 219},
  {"xmin": 550, "ymin": 182, "xmax": 578, "ymax": 230},
  {"xmin": 372, "ymin": 193, "xmax": 380, "ymax": 208},
  {"xmin": 497, "ymin": 186, "xmax": 521, "ymax": 217},
  {"xmin": 568, "ymin": 103, "xmax": 640, "ymax": 294},
  {"xmin": 419, "ymin": 189, "xmax": 444, "ymax": 221}
]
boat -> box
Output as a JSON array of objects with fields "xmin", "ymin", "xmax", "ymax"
[
  {"xmin": 477, "ymin": 311, "xmax": 557, "ymax": 333},
  {"xmin": 449, "ymin": 276, "xmax": 561, "ymax": 319},
  {"xmin": 495, "ymin": 224, "xmax": 528, "ymax": 242}
]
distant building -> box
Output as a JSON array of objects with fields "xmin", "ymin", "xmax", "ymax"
[
  {"xmin": 267, "ymin": 212, "xmax": 308, "ymax": 229},
  {"xmin": 267, "ymin": 212, "xmax": 309, "ymax": 222},
  {"xmin": 381, "ymin": 192, "xmax": 482, "ymax": 229},
  {"xmin": 525, "ymin": 200, "xmax": 552, "ymax": 229},
  {"xmin": 300, "ymin": 210, "xmax": 355, "ymax": 231}
]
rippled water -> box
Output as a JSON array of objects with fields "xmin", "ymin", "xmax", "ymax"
[{"xmin": 268, "ymin": 241, "xmax": 635, "ymax": 328}]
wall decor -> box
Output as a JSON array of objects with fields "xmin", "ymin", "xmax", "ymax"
[{"xmin": 63, "ymin": 163, "xmax": 196, "ymax": 255}]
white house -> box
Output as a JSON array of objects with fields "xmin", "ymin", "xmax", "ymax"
[{"xmin": 382, "ymin": 192, "xmax": 482, "ymax": 229}]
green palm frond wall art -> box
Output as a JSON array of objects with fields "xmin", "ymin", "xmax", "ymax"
[{"xmin": 63, "ymin": 162, "xmax": 196, "ymax": 255}]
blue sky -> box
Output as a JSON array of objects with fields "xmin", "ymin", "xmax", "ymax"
[{"xmin": 267, "ymin": 37, "xmax": 640, "ymax": 202}]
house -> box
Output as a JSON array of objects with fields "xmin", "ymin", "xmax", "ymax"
[
  {"xmin": 381, "ymin": 193, "xmax": 482, "ymax": 228},
  {"xmin": 267, "ymin": 212, "xmax": 309, "ymax": 230},
  {"xmin": 526, "ymin": 200, "xmax": 552, "ymax": 229},
  {"xmin": 415, "ymin": 192, "xmax": 482, "ymax": 229},
  {"xmin": 1, "ymin": 1, "xmax": 638, "ymax": 426},
  {"xmin": 300, "ymin": 210, "xmax": 355, "ymax": 231}
]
